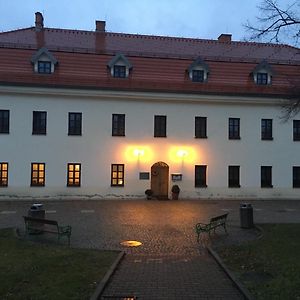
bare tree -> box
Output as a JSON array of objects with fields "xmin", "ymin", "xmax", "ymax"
[
  {"xmin": 245, "ymin": 0, "xmax": 300, "ymax": 46},
  {"xmin": 281, "ymin": 84, "xmax": 300, "ymax": 122}
]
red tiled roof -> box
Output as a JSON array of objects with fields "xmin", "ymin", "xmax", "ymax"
[
  {"xmin": 1, "ymin": 27, "xmax": 299, "ymax": 64},
  {"xmin": 0, "ymin": 26, "xmax": 299, "ymax": 97}
]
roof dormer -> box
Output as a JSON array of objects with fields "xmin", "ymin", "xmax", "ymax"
[
  {"xmin": 107, "ymin": 53, "xmax": 132, "ymax": 78},
  {"xmin": 31, "ymin": 47, "xmax": 58, "ymax": 74},
  {"xmin": 188, "ymin": 57, "xmax": 210, "ymax": 82},
  {"xmin": 252, "ymin": 60, "xmax": 273, "ymax": 85}
]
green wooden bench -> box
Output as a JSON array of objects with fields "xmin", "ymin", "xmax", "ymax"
[
  {"xmin": 24, "ymin": 216, "xmax": 72, "ymax": 246},
  {"xmin": 195, "ymin": 213, "xmax": 228, "ymax": 242}
]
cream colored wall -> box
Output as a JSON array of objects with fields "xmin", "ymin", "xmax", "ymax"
[{"xmin": 0, "ymin": 86, "xmax": 299, "ymax": 200}]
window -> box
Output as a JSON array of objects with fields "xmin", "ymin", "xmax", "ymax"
[
  {"xmin": 31, "ymin": 163, "xmax": 45, "ymax": 186},
  {"xmin": 113, "ymin": 65, "xmax": 126, "ymax": 78},
  {"xmin": 257, "ymin": 72, "xmax": 268, "ymax": 85},
  {"xmin": 195, "ymin": 117, "xmax": 207, "ymax": 138},
  {"xmin": 112, "ymin": 114, "xmax": 125, "ymax": 136},
  {"xmin": 261, "ymin": 119, "xmax": 273, "ymax": 140},
  {"xmin": 228, "ymin": 166, "xmax": 240, "ymax": 188},
  {"xmin": 32, "ymin": 111, "xmax": 47, "ymax": 135},
  {"xmin": 293, "ymin": 120, "xmax": 300, "ymax": 141},
  {"xmin": 0, "ymin": 163, "xmax": 8, "ymax": 187},
  {"xmin": 38, "ymin": 61, "xmax": 51, "ymax": 74},
  {"xmin": 0, "ymin": 110, "xmax": 9, "ymax": 134},
  {"xmin": 111, "ymin": 164, "xmax": 124, "ymax": 186},
  {"xmin": 195, "ymin": 165, "xmax": 207, "ymax": 187},
  {"xmin": 229, "ymin": 118, "xmax": 240, "ymax": 139},
  {"xmin": 261, "ymin": 166, "xmax": 272, "ymax": 188},
  {"xmin": 293, "ymin": 167, "xmax": 300, "ymax": 188},
  {"xmin": 67, "ymin": 163, "xmax": 81, "ymax": 187},
  {"xmin": 68, "ymin": 113, "xmax": 82, "ymax": 135},
  {"xmin": 154, "ymin": 115, "xmax": 167, "ymax": 137},
  {"xmin": 192, "ymin": 70, "xmax": 204, "ymax": 82}
]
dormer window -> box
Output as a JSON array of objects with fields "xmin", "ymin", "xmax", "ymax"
[
  {"xmin": 38, "ymin": 61, "xmax": 51, "ymax": 74},
  {"xmin": 188, "ymin": 57, "xmax": 209, "ymax": 83},
  {"xmin": 31, "ymin": 47, "xmax": 58, "ymax": 74},
  {"xmin": 108, "ymin": 53, "xmax": 132, "ymax": 78},
  {"xmin": 252, "ymin": 60, "xmax": 273, "ymax": 85}
]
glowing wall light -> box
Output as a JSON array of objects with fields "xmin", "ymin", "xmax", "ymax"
[
  {"xmin": 169, "ymin": 146, "xmax": 197, "ymax": 164},
  {"xmin": 124, "ymin": 145, "xmax": 154, "ymax": 163},
  {"xmin": 177, "ymin": 149, "xmax": 188, "ymax": 158},
  {"xmin": 133, "ymin": 149, "xmax": 145, "ymax": 157}
]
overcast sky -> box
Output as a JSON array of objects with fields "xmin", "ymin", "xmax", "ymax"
[{"xmin": 0, "ymin": 0, "xmax": 296, "ymax": 43}]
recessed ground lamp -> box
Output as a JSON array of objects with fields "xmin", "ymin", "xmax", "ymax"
[{"xmin": 120, "ymin": 240, "xmax": 142, "ymax": 247}]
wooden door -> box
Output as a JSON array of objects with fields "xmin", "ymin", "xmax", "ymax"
[{"xmin": 151, "ymin": 162, "xmax": 169, "ymax": 199}]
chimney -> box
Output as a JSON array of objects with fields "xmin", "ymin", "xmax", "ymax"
[
  {"xmin": 218, "ymin": 34, "xmax": 232, "ymax": 43},
  {"xmin": 95, "ymin": 20, "xmax": 106, "ymax": 32},
  {"xmin": 35, "ymin": 12, "xmax": 44, "ymax": 31}
]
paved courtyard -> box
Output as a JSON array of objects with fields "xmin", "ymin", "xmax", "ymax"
[{"xmin": 1, "ymin": 199, "xmax": 300, "ymax": 299}]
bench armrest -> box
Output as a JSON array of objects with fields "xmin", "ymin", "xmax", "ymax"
[{"xmin": 195, "ymin": 223, "xmax": 209, "ymax": 231}]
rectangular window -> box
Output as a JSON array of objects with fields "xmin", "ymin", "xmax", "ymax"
[
  {"xmin": 0, "ymin": 110, "xmax": 9, "ymax": 134},
  {"xmin": 0, "ymin": 163, "xmax": 8, "ymax": 187},
  {"xmin": 68, "ymin": 112, "xmax": 82, "ymax": 135},
  {"xmin": 228, "ymin": 166, "xmax": 240, "ymax": 188},
  {"xmin": 293, "ymin": 167, "xmax": 300, "ymax": 188},
  {"xmin": 31, "ymin": 163, "xmax": 45, "ymax": 186},
  {"xmin": 154, "ymin": 115, "xmax": 167, "ymax": 137},
  {"xmin": 111, "ymin": 164, "xmax": 124, "ymax": 186},
  {"xmin": 192, "ymin": 70, "xmax": 204, "ymax": 82},
  {"xmin": 113, "ymin": 65, "xmax": 126, "ymax": 78},
  {"xmin": 293, "ymin": 120, "xmax": 300, "ymax": 141},
  {"xmin": 38, "ymin": 61, "xmax": 51, "ymax": 74},
  {"xmin": 229, "ymin": 118, "xmax": 240, "ymax": 139},
  {"xmin": 195, "ymin": 165, "xmax": 207, "ymax": 187},
  {"xmin": 257, "ymin": 73, "xmax": 268, "ymax": 85},
  {"xmin": 67, "ymin": 163, "xmax": 81, "ymax": 187},
  {"xmin": 32, "ymin": 111, "xmax": 47, "ymax": 135},
  {"xmin": 112, "ymin": 114, "xmax": 125, "ymax": 136},
  {"xmin": 261, "ymin": 119, "xmax": 273, "ymax": 140},
  {"xmin": 261, "ymin": 166, "xmax": 272, "ymax": 188},
  {"xmin": 195, "ymin": 117, "xmax": 207, "ymax": 138}
]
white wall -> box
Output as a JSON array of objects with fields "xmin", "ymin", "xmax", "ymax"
[{"xmin": 0, "ymin": 86, "xmax": 299, "ymax": 200}]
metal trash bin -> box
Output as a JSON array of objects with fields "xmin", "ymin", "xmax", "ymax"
[
  {"xmin": 240, "ymin": 203, "xmax": 254, "ymax": 228},
  {"xmin": 28, "ymin": 203, "xmax": 45, "ymax": 233}
]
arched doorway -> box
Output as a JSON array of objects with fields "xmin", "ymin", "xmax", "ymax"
[{"xmin": 151, "ymin": 162, "xmax": 169, "ymax": 199}]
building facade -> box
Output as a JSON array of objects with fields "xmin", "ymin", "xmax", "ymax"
[{"xmin": 0, "ymin": 12, "xmax": 299, "ymax": 200}]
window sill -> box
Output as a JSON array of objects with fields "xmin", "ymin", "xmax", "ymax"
[
  {"xmin": 67, "ymin": 185, "xmax": 81, "ymax": 187},
  {"xmin": 111, "ymin": 185, "xmax": 124, "ymax": 187},
  {"xmin": 68, "ymin": 134, "xmax": 82, "ymax": 136},
  {"xmin": 261, "ymin": 185, "xmax": 273, "ymax": 188},
  {"xmin": 229, "ymin": 185, "xmax": 241, "ymax": 188},
  {"xmin": 32, "ymin": 133, "xmax": 47, "ymax": 135},
  {"xmin": 112, "ymin": 135, "xmax": 125, "ymax": 137},
  {"xmin": 293, "ymin": 138, "xmax": 300, "ymax": 141},
  {"xmin": 154, "ymin": 136, "xmax": 167, "ymax": 138},
  {"xmin": 229, "ymin": 137, "xmax": 241, "ymax": 140},
  {"xmin": 195, "ymin": 185, "xmax": 207, "ymax": 188},
  {"xmin": 195, "ymin": 136, "xmax": 207, "ymax": 139},
  {"xmin": 261, "ymin": 137, "xmax": 273, "ymax": 141},
  {"xmin": 30, "ymin": 185, "xmax": 45, "ymax": 187}
]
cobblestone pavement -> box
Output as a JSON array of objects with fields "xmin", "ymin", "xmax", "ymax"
[{"xmin": 1, "ymin": 199, "xmax": 300, "ymax": 299}]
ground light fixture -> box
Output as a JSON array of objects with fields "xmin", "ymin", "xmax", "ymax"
[{"xmin": 120, "ymin": 240, "xmax": 142, "ymax": 247}]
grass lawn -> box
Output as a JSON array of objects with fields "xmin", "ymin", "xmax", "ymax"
[
  {"xmin": 0, "ymin": 228, "xmax": 120, "ymax": 300},
  {"xmin": 217, "ymin": 224, "xmax": 300, "ymax": 300}
]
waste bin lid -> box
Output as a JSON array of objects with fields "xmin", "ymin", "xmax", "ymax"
[
  {"xmin": 30, "ymin": 203, "xmax": 43, "ymax": 210},
  {"xmin": 240, "ymin": 203, "xmax": 252, "ymax": 208}
]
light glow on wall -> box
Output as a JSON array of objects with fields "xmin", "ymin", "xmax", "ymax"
[
  {"xmin": 169, "ymin": 146, "xmax": 197, "ymax": 164},
  {"xmin": 124, "ymin": 145, "xmax": 154, "ymax": 163}
]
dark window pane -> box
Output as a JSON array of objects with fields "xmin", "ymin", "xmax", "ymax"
[
  {"xmin": 68, "ymin": 113, "xmax": 82, "ymax": 135},
  {"xmin": 293, "ymin": 120, "xmax": 300, "ymax": 141},
  {"xmin": 228, "ymin": 166, "xmax": 240, "ymax": 187},
  {"xmin": 112, "ymin": 114, "xmax": 125, "ymax": 136},
  {"xmin": 229, "ymin": 118, "xmax": 240, "ymax": 139},
  {"xmin": 261, "ymin": 119, "xmax": 273, "ymax": 140},
  {"xmin": 261, "ymin": 166, "xmax": 272, "ymax": 187},
  {"xmin": 154, "ymin": 115, "xmax": 167, "ymax": 137},
  {"xmin": 257, "ymin": 72, "xmax": 268, "ymax": 85},
  {"xmin": 0, "ymin": 110, "xmax": 9, "ymax": 134},
  {"xmin": 192, "ymin": 70, "xmax": 204, "ymax": 82},
  {"xmin": 32, "ymin": 111, "xmax": 47, "ymax": 135},
  {"xmin": 113, "ymin": 65, "xmax": 126, "ymax": 78},
  {"xmin": 293, "ymin": 167, "xmax": 300, "ymax": 188},
  {"xmin": 195, "ymin": 165, "xmax": 207, "ymax": 187},
  {"xmin": 195, "ymin": 117, "xmax": 207, "ymax": 138},
  {"xmin": 38, "ymin": 61, "xmax": 51, "ymax": 74}
]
